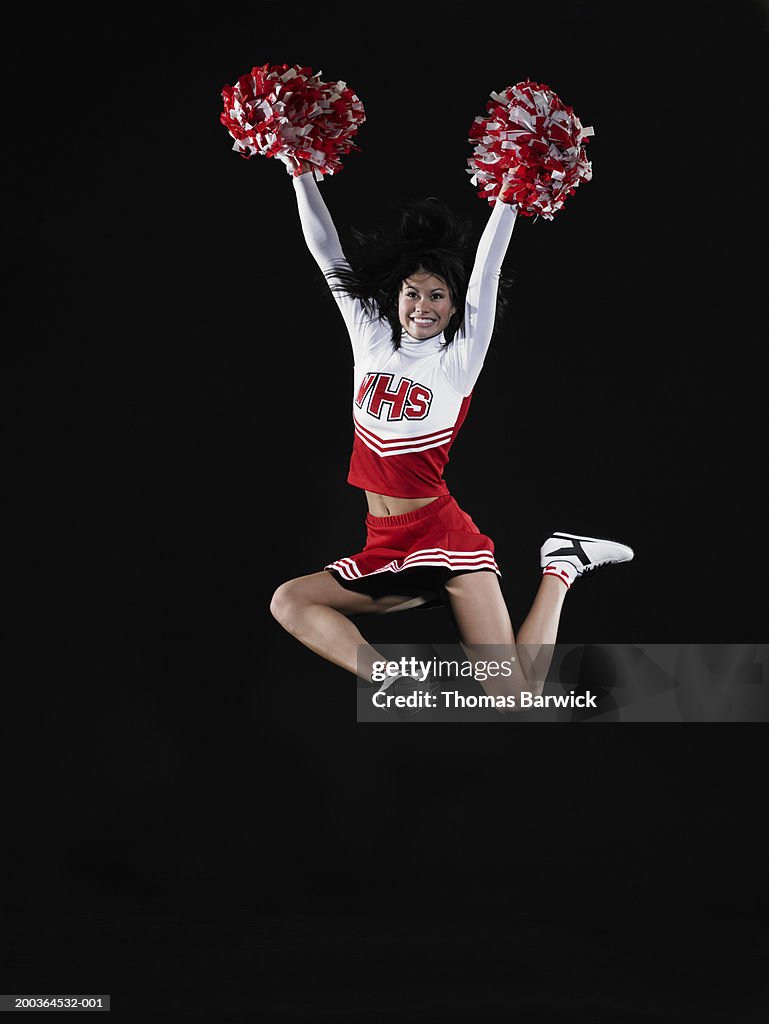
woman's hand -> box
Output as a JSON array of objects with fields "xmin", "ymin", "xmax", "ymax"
[{"xmin": 290, "ymin": 156, "xmax": 313, "ymax": 176}]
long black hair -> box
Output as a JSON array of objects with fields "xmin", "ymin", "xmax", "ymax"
[{"xmin": 328, "ymin": 197, "xmax": 513, "ymax": 348}]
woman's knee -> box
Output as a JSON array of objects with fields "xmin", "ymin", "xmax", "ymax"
[{"xmin": 269, "ymin": 578, "xmax": 307, "ymax": 629}]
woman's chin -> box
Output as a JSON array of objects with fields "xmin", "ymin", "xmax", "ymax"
[{"xmin": 403, "ymin": 326, "xmax": 442, "ymax": 341}]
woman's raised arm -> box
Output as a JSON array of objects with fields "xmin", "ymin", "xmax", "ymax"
[
  {"xmin": 289, "ymin": 164, "xmax": 383, "ymax": 358},
  {"xmin": 443, "ymin": 194, "xmax": 518, "ymax": 395},
  {"xmin": 291, "ymin": 165, "xmax": 349, "ymax": 277}
]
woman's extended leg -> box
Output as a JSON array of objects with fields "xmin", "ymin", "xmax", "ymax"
[
  {"xmin": 442, "ymin": 570, "xmax": 567, "ymax": 699},
  {"xmin": 270, "ymin": 570, "xmax": 428, "ymax": 683},
  {"xmin": 443, "ymin": 531, "xmax": 634, "ymax": 700}
]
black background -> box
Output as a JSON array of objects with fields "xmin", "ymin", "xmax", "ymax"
[{"xmin": 4, "ymin": 3, "xmax": 768, "ymax": 1020}]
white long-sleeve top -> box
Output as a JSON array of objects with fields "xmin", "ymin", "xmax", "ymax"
[{"xmin": 293, "ymin": 173, "xmax": 517, "ymax": 497}]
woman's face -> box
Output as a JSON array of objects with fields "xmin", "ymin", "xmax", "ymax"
[{"xmin": 398, "ymin": 272, "xmax": 457, "ymax": 340}]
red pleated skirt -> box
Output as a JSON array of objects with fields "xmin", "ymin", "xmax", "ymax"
[{"xmin": 325, "ymin": 493, "xmax": 499, "ymax": 601}]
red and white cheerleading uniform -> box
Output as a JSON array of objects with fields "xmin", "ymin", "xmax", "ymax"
[{"xmin": 293, "ymin": 173, "xmax": 517, "ymax": 596}]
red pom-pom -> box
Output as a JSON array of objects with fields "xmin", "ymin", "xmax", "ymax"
[
  {"xmin": 467, "ymin": 80, "xmax": 594, "ymax": 219},
  {"xmin": 220, "ymin": 63, "xmax": 365, "ymax": 177}
]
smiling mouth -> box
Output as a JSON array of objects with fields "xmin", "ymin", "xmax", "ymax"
[{"xmin": 411, "ymin": 317, "xmax": 436, "ymax": 325}]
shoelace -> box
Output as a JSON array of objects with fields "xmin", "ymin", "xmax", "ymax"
[{"xmin": 579, "ymin": 554, "xmax": 627, "ymax": 575}]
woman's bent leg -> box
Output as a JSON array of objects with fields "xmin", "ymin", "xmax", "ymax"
[
  {"xmin": 270, "ymin": 570, "xmax": 425, "ymax": 683},
  {"xmin": 442, "ymin": 571, "xmax": 567, "ymax": 699}
]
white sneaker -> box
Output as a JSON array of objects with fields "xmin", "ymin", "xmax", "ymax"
[{"xmin": 540, "ymin": 531, "xmax": 634, "ymax": 588}]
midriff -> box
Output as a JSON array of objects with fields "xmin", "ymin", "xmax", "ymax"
[{"xmin": 365, "ymin": 492, "xmax": 440, "ymax": 517}]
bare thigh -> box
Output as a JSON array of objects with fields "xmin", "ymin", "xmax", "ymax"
[
  {"xmin": 272, "ymin": 570, "xmax": 431, "ymax": 619},
  {"xmin": 442, "ymin": 571, "xmax": 533, "ymax": 695},
  {"xmin": 442, "ymin": 571, "xmax": 515, "ymax": 646}
]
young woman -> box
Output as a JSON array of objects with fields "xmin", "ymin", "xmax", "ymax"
[{"xmin": 270, "ymin": 160, "xmax": 633, "ymax": 701}]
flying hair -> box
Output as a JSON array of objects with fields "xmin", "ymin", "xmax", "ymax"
[{"xmin": 328, "ymin": 197, "xmax": 513, "ymax": 348}]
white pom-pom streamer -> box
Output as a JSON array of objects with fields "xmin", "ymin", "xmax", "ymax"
[
  {"xmin": 467, "ymin": 79, "xmax": 594, "ymax": 219},
  {"xmin": 221, "ymin": 63, "xmax": 365, "ymax": 178}
]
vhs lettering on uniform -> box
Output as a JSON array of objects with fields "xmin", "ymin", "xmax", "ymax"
[
  {"xmin": 368, "ymin": 374, "xmax": 412, "ymax": 419},
  {"xmin": 404, "ymin": 383, "xmax": 432, "ymax": 420},
  {"xmin": 357, "ymin": 372, "xmax": 434, "ymax": 421},
  {"xmin": 355, "ymin": 372, "xmax": 377, "ymax": 409}
]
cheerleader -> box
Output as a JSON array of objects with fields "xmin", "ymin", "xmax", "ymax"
[{"xmin": 268, "ymin": 159, "xmax": 633, "ymax": 701}]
